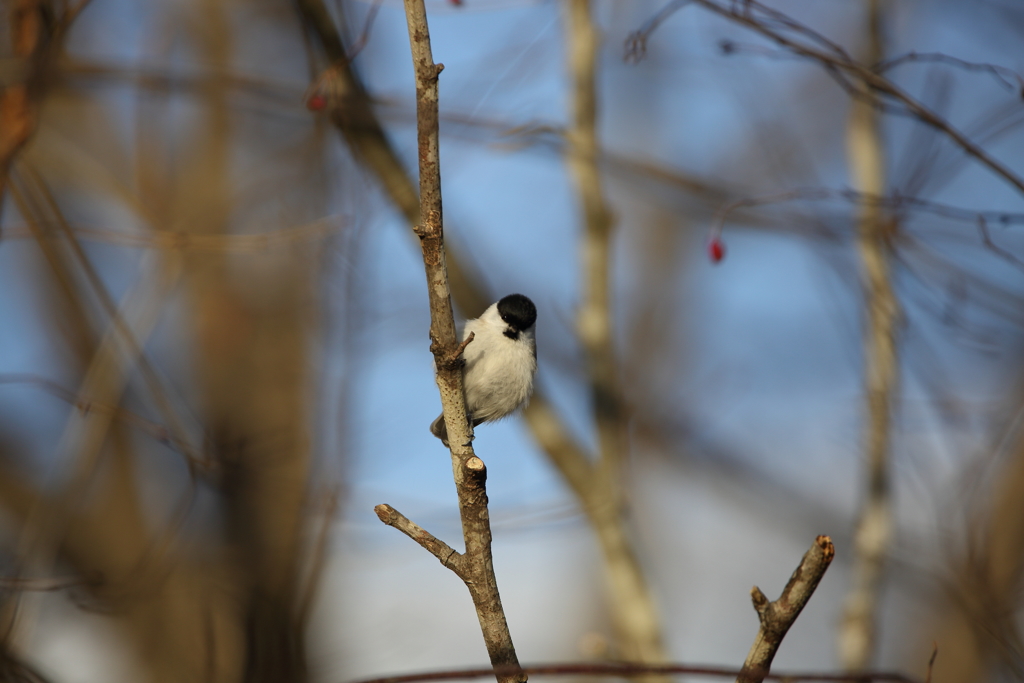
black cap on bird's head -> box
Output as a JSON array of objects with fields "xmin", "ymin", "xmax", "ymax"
[{"xmin": 497, "ymin": 293, "xmax": 536, "ymax": 333}]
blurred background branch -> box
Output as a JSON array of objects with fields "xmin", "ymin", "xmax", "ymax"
[{"xmin": 840, "ymin": 0, "xmax": 897, "ymax": 671}]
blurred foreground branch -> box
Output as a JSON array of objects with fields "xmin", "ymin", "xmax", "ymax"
[
  {"xmin": 0, "ymin": 0, "xmax": 46, "ymax": 207},
  {"xmin": 927, "ymin": 408, "xmax": 1024, "ymax": 682}
]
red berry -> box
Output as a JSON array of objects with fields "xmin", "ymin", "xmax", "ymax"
[
  {"xmin": 708, "ymin": 237, "xmax": 725, "ymax": 263},
  {"xmin": 449, "ymin": 0, "xmax": 463, "ymax": 5},
  {"xmin": 306, "ymin": 93, "xmax": 327, "ymax": 111}
]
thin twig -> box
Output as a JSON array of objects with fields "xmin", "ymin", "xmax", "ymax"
[
  {"xmin": 374, "ymin": 504, "xmax": 463, "ymax": 574},
  {"xmin": 0, "ymin": 373, "xmax": 201, "ymax": 461},
  {"xmin": 628, "ymin": 0, "xmax": 1024, "ymax": 199},
  {"xmin": 923, "ymin": 644, "xmax": 937, "ymax": 683},
  {"xmin": 875, "ymin": 52, "xmax": 1024, "ymax": 96},
  {"xmin": 349, "ymin": 660, "xmax": 920, "ymax": 683},
  {"xmin": 976, "ymin": 216, "xmax": 1024, "ymax": 269},
  {"xmin": 737, "ymin": 535, "xmax": 836, "ymax": 683},
  {"xmin": 0, "ymin": 575, "xmax": 99, "ymax": 592},
  {"xmin": 448, "ymin": 331, "xmax": 475, "ymax": 363},
  {"xmin": 0, "ymin": 216, "xmax": 346, "ymax": 251},
  {"xmin": 20, "ymin": 164, "xmax": 203, "ymax": 473},
  {"xmin": 347, "ymin": 0, "xmax": 385, "ymax": 62},
  {"xmin": 624, "ymin": 0, "xmax": 690, "ymax": 63},
  {"xmin": 713, "ymin": 186, "xmax": 1024, "ymax": 230}
]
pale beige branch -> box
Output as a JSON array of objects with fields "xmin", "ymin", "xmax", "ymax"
[
  {"xmin": 564, "ymin": 0, "xmax": 667, "ymax": 665},
  {"xmin": 840, "ymin": 0, "xmax": 898, "ymax": 671}
]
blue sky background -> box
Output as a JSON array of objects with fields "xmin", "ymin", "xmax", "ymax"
[{"xmin": 5, "ymin": 0, "xmax": 1024, "ymax": 681}]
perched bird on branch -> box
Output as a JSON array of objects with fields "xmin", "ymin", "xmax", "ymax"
[{"xmin": 430, "ymin": 293, "xmax": 537, "ymax": 447}]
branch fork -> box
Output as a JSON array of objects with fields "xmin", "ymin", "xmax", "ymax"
[{"xmin": 736, "ymin": 535, "xmax": 836, "ymax": 683}]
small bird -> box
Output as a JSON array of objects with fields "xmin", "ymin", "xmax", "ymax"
[{"xmin": 430, "ymin": 293, "xmax": 537, "ymax": 446}]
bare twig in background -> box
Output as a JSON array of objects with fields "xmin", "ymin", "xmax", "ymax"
[
  {"xmin": 627, "ymin": 0, "xmax": 1024, "ymax": 199},
  {"xmin": 370, "ymin": 3, "xmax": 525, "ymax": 682},
  {"xmin": 293, "ymin": 0, "xmax": 492, "ymax": 311},
  {"xmin": 294, "ymin": 0, "xmax": 419, "ymax": 223},
  {"xmin": 350, "ymin": 659, "xmax": 919, "ymax": 683},
  {"xmin": 0, "ymin": 373, "xmax": 200, "ymax": 460},
  {"xmin": 840, "ymin": 1, "xmax": 898, "ymax": 671},
  {"xmin": 0, "ymin": 216, "xmax": 346, "ymax": 251},
  {"xmin": 737, "ymin": 535, "xmax": 837, "ymax": 683},
  {"xmin": 874, "ymin": 52, "xmax": 1024, "ymax": 96},
  {"xmin": 0, "ymin": 575, "xmax": 98, "ymax": 592},
  {"xmin": 565, "ymin": 0, "xmax": 667, "ymax": 664},
  {"xmin": 1, "ymin": 237, "xmax": 182, "ymax": 645},
  {"xmin": 713, "ymin": 186, "xmax": 1024, "ymax": 229},
  {"xmin": 623, "ymin": 0, "xmax": 690, "ymax": 63},
  {"xmin": 923, "ymin": 646, "xmax": 936, "ymax": 683},
  {"xmin": 20, "ymin": 164, "xmax": 201, "ymax": 470}
]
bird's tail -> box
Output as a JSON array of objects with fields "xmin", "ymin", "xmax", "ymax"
[{"xmin": 429, "ymin": 413, "xmax": 449, "ymax": 447}]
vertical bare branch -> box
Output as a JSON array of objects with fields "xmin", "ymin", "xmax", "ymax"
[
  {"xmin": 737, "ymin": 536, "xmax": 836, "ymax": 683},
  {"xmin": 563, "ymin": 0, "xmax": 667, "ymax": 664},
  {"xmin": 840, "ymin": 0, "xmax": 898, "ymax": 671},
  {"xmin": 390, "ymin": 3, "xmax": 525, "ymax": 681},
  {"xmin": 566, "ymin": 0, "xmax": 618, "ymax": 478},
  {"xmin": 296, "ymin": 0, "xmax": 664, "ymax": 666}
]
